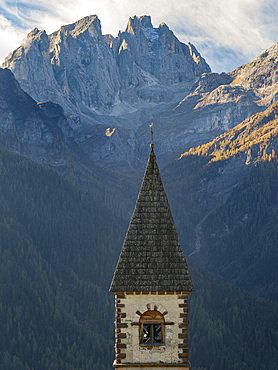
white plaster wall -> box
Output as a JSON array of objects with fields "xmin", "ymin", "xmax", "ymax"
[{"xmin": 121, "ymin": 294, "xmax": 185, "ymax": 364}]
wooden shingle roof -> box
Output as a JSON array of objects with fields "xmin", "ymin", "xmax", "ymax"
[{"xmin": 110, "ymin": 150, "xmax": 194, "ymax": 293}]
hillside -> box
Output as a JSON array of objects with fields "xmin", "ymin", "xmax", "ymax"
[
  {"xmin": 180, "ymin": 100, "xmax": 278, "ymax": 163},
  {"xmin": 189, "ymin": 266, "xmax": 278, "ymax": 369},
  {"xmin": 201, "ymin": 160, "xmax": 278, "ymax": 300},
  {"xmin": 0, "ymin": 149, "xmax": 278, "ymax": 370},
  {"xmin": 0, "ymin": 67, "xmax": 140, "ymax": 221},
  {"xmin": 1, "ymin": 147, "xmax": 278, "ymax": 369},
  {"xmin": 0, "ymin": 146, "xmax": 125, "ymax": 369},
  {"xmin": 163, "ymin": 101, "xmax": 278, "ymax": 301}
]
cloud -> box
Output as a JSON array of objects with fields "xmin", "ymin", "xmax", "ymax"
[
  {"xmin": 0, "ymin": 0, "xmax": 277, "ymax": 71},
  {"xmin": 0, "ymin": 15, "xmax": 27, "ymax": 64},
  {"xmin": 171, "ymin": 0, "xmax": 277, "ymax": 57}
]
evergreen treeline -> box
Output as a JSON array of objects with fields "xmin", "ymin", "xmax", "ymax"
[
  {"xmin": 180, "ymin": 100, "xmax": 278, "ymax": 162},
  {"xmin": 0, "ymin": 146, "xmax": 125, "ymax": 369},
  {"xmin": 164, "ymin": 154, "xmax": 278, "ymax": 302},
  {"xmin": 202, "ymin": 159, "xmax": 278, "ymax": 301},
  {"xmin": 1, "ymin": 146, "xmax": 278, "ymax": 369},
  {"xmin": 190, "ymin": 266, "xmax": 278, "ymax": 369},
  {"xmin": 163, "ymin": 153, "xmax": 217, "ymax": 253}
]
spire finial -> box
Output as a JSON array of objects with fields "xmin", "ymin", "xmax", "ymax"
[{"xmin": 149, "ymin": 123, "xmax": 154, "ymax": 152}]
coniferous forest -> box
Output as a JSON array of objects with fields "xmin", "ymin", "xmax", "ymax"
[
  {"xmin": 1, "ymin": 146, "xmax": 278, "ymax": 369},
  {"xmin": 0, "ymin": 147, "xmax": 124, "ymax": 369}
]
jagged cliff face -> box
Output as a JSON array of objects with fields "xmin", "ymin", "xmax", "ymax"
[
  {"xmin": 2, "ymin": 15, "xmax": 212, "ymax": 168},
  {"xmin": 4, "ymin": 16, "xmax": 119, "ymax": 120},
  {"xmin": 163, "ymin": 72, "xmax": 263, "ymax": 148},
  {"xmin": 3, "ymin": 15, "xmax": 209, "ymax": 118},
  {"xmin": 155, "ymin": 41, "xmax": 278, "ymax": 156},
  {"xmin": 2, "ymin": 15, "xmax": 278, "ymax": 170},
  {"xmin": 229, "ymin": 42, "xmax": 278, "ymax": 104},
  {"xmin": 113, "ymin": 15, "xmax": 208, "ymax": 88}
]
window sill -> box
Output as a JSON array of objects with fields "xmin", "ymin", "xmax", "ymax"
[{"xmin": 139, "ymin": 343, "xmax": 165, "ymax": 347}]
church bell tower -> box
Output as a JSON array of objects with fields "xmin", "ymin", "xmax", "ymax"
[{"xmin": 110, "ymin": 133, "xmax": 194, "ymax": 369}]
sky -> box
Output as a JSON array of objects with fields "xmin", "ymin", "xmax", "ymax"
[{"xmin": 0, "ymin": 0, "xmax": 277, "ymax": 72}]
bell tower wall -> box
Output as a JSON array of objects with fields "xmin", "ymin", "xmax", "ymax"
[{"xmin": 114, "ymin": 292, "xmax": 190, "ymax": 368}]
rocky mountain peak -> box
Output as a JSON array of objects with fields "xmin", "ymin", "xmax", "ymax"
[
  {"xmin": 114, "ymin": 15, "xmax": 211, "ymax": 87},
  {"xmin": 139, "ymin": 15, "xmax": 153, "ymax": 28},
  {"xmin": 25, "ymin": 27, "xmax": 47, "ymax": 41},
  {"xmin": 27, "ymin": 27, "xmax": 40, "ymax": 38},
  {"xmin": 125, "ymin": 15, "xmax": 153, "ymax": 35},
  {"xmin": 21, "ymin": 27, "xmax": 48, "ymax": 53},
  {"xmin": 58, "ymin": 15, "xmax": 102, "ymax": 38},
  {"xmin": 228, "ymin": 41, "xmax": 278, "ymax": 103},
  {"xmin": 257, "ymin": 41, "xmax": 278, "ymax": 60},
  {"xmin": 159, "ymin": 22, "xmax": 168, "ymax": 29}
]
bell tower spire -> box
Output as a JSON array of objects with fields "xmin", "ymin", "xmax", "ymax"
[{"xmin": 110, "ymin": 137, "xmax": 194, "ymax": 369}]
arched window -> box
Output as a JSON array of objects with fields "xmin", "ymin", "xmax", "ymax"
[{"xmin": 139, "ymin": 310, "xmax": 165, "ymax": 345}]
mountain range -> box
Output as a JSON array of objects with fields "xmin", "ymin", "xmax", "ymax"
[
  {"xmin": 3, "ymin": 14, "xmax": 275, "ymax": 170},
  {"xmin": 2, "ymin": 15, "xmax": 209, "ymax": 168},
  {"xmin": 2, "ymin": 14, "xmax": 278, "ymax": 171}
]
